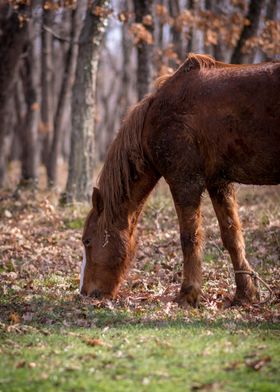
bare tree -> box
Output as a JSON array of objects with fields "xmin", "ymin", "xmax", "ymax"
[
  {"xmin": 41, "ymin": 3, "xmax": 54, "ymax": 167},
  {"xmin": 266, "ymin": 0, "xmax": 278, "ymax": 19},
  {"xmin": 0, "ymin": 95, "xmax": 15, "ymax": 187},
  {"xmin": 133, "ymin": 0, "xmax": 154, "ymax": 100},
  {"xmin": 120, "ymin": 0, "xmax": 133, "ymax": 120},
  {"xmin": 65, "ymin": 0, "xmax": 110, "ymax": 202},
  {"xmin": 186, "ymin": 0, "xmax": 194, "ymax": 53},
  {"xmin": 262, "ymin": 0, "xmax": 279, "ymax": 61},
  {"xmin": 231, "ymin": 0, "xmax": 265, "ymax": 63},
  {"xmin": 20, "ymin": 13, "xmax": 42, "ymax": 184},
  {"xmin": 190, "ymin": 0, "xmax": 205, "ymax": 54},
  {"xmin": 47, "ymin": 3, "xmax": 85, "ymax": 186},
  {"xmin": 168, "ymin": 0, "xmax": 184, "ymax": 62},
  {"xmin": 0, "ymin": 3, "xmax": 30, "ymax": 186}
]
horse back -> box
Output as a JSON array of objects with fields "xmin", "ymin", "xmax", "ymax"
[{"xmin": 145, "ymin": 62, "xmax": 280, "ymax": 186}]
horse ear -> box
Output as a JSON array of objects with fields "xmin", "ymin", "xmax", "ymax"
[{"xmin": 92, "ymin": 187, "xmax": 103, "ymax": 215}]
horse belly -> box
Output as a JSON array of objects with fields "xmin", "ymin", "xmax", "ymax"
[
  {"xmin": 230, "ymin": 159, "xmax": 280, "ymax": 185},
  {"xmin": 219, "ymin": 126, "xmax": 280, "ymax": 185}
]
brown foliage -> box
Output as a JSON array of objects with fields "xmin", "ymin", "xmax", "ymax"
[{"xmin": 129, "ymin": 23, "xmax": 153, "ymax": 45}]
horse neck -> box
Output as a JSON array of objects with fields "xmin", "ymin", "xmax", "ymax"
[{"xmin": 118, "ymin": 169, "xmax": 159, "ymax": 234}]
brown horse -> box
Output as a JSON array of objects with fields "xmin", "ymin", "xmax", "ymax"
[{"xmin": 80, "ymin": 53, "xmax": 280, "ymax": 307}]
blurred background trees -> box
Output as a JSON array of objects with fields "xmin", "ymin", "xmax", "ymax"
[{"xmin": 0, "ymin": 0, "xmax": 279, "ymax": 201}]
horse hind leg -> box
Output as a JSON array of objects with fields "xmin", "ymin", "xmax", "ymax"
[{"xmin": 208, "ymin": 183, "xmax": 258, "ymax": 305}]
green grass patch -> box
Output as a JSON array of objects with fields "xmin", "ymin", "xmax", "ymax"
[
  {"xmin": 0, "ymin": 318, "xmax": 279, "ymax": 392},
  {"xmin": 64, "ymin": 217, "xmax": 85, "ymax": 230}
]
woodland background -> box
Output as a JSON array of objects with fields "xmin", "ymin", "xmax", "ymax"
[
  {"xmin": 0, "ymin": 0, "xmax": 279, "ymax": 202},
  {"xmin": 0, "ymin": 1, "xmax": 280, "ymax": 390}
]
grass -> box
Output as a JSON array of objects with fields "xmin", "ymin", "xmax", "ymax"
[
  {"xmin": 1, "ymin": 320, "xmax": 280, "ymax": 392},
  {"xmin": 0, "ymin": 181, "xmax": 279, "ymax": 391},
  {"xmin": 64, "ymin": 217, "xmax": 85, "ymax": 230}
]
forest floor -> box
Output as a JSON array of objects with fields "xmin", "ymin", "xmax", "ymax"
[{"xmin": 0, "ymin": 171, "xmax": 279, "ymax": 391}]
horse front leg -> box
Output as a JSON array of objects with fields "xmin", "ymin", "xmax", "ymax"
[
  {"xmin": 169, "ymin": 184, "xmax": 204, "ymax": 307},
  {"xmin": 208, "ymin": 183, "xmax": 258, "ymax": 305}
]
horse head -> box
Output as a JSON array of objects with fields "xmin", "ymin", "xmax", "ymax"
[{"xmin": 80, "ymin": 187, "xmax": 132, "ymax": 299}]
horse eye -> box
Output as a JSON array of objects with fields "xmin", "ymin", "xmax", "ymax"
[{"xmin": 83, "ymin": 238, "xmax": 91, "ymax": 247}]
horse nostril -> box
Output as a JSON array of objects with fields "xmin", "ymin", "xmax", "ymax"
[
  {"xmin": 83, "ymin": 238, "xmax": 91, "ymax": 247},
  {"xmin": 91, "ymin": 289, "xmax": 102, "ymax": 299}
]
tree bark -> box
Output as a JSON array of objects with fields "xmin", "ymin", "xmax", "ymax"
[
  {"xmin": 64, "ymin": 0, "xmax": 110, "ymax": 203},
  {"xmin": 47, "ymin": 3, "xmax": 85, "ymax": 186},
  {"xmin": 0, "ymin": 3, "xmax": 30, "ymax": 187},
  {"xmin": 262, "ymin": 0, "xmax": 278, "ymax": 61},
  {"xmin": 0, "ymin": 95, "xmax": 14, "ymax": 187},
  {"xmin": 186, "ymin": 0, "xmax": 194, "ymax": 53},
  {"xmin": 0, "ymin": 4, "xmax": 29, "ymax": 117},
  {"xmin": 190, "ymin": 0, "xmax": 205, "ymax": 54},
  {"xmin": 120, "ymin": 2, "xmax": 132, "ymax": 120},
  {"xmin": 41, "ymin": 4, "xmax": 54, "ymax": 168},
  {"xmin": 168, "ymin": 0, "xmax": 184, "ymax": 63},
  {"xmin": 266, "ymin": 0, "xmax": 278, "ymax": 20},
  {"xmin": 20, "ymin": 8, "xmax": 42, "ymax": 184},
  {"xmin": 231, "ymin": 0, "xmax": 265, "ymax": 64},
  {"xmin": 133, "ymin": 0, "xmax": 154, "ymax": 100}
]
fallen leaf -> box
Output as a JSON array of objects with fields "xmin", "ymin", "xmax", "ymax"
[
  {"xmin": 16, "ymin": 360, "xmax": 26, "ymax": 368},
  {"xmin": 9, "ymin": 313, "xmax": 21, "ymax": 324},
  {"xmin": 4, "ymin": 210, "xmax": 12, "ymax": 218},
  {"xmin": 64, "ymin": 365, "xmax": 81, "ymax": 371},
  {"xmin": 83, "ymin": 338, "xmax": 105, "ymax": 347},
  {"xmin": 224, "ymin": 361, "xmax": 241, "ymax": 371},
  {"xmin": 142, "ymin": 377, "xmax": 150, "ymax": 385},
  {"xmin": 245, "ymin": 356, "xmax": 271, "ymax": 371},
  {"xmin": 191, "ymin": 382, "xmax": 224, "ymax": 391}
]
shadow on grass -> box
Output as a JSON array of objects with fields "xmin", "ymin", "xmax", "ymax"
[{"xmin": 1, "ymin": 289, "xmax": 279, "ymax": 334}]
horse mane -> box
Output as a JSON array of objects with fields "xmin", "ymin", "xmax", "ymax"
[
  {"xmin": 98, "ymin": 94, "xmax": 154, "ymax": 229},
  {"xmin": 154, "ymin": 54, "xmax": 217, "ymax": 90},
  {"xmin": 154, "ymin": 73, "xmax": 173, "ymax": 89},
  {"xmin": 186, "ymin": 53, "xmax": 216, "ymax": 69},
  {"xmin": 186, "ymin": 53, "xmax": 271, "ymax": 69},
  {"xmin": 185, "ymin": 53, "xmax": 246, "ymax": 69}
]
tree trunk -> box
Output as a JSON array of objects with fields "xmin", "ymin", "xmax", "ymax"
[
  {"xmin": 190, "ymin": 0, "xmax": 205, "ymax": 54},
  {"xmin": 266, "ymin": 0, "xmax": 278, "ymax": 20},
  {"xmin": 186, "ymin": 0, "xmax": 194, "ymax": 53},
  {"xmin": 64, "ymin": 0, "xmax": 110, "ymax": 203},
  {"xmin": 168, "ymin": 0, "xmax": 184, "ymax": 63},
  {"xmin": 13, "ymin": 79, "xmax": 26, "ymax": 161},
  {"xmin": 157, "ymin": 0, "xmax": 164, "ymax": 56},
  {"xmin": 0, "ymin": 95, "xmax": 14, "ymax": 187},
  {"xmin": 231, "ymin": 0, "xmax": 265, "ymax": 64},
  {"xmin": 133, "ymin": 0, "xmax": 154, "ymax": 100},
  {"xmin": 0, "ymin": 3, "xmax": 30, "ymax": 187},
  {"xmin": 120, "ymin": 3, "xmax": 132, "ymax": 120},
  {"xmin": 41, "ymin": 4, "xmax": 54, "ymax": 168},
  {"xmin": 47, "ymin": 3, "xmax": 85, "ymax": 187},
  {"xmin": 20, "ymin": 9, "xmax": 42, "ymax": 185},
  {"xmin": 262, "ymin": 0, "xmax": 278, "ymax": 61}
]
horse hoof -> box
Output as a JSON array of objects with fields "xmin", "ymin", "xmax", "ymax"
[
  {"xmin": 231, "ymin": 294, "xmax": 256, "ymax": 307},
  {"xmin": 174, "ymin": 284, "xmax": 201, "ymax": 308},
  {"xmin": 232, "ymin": 285, "xmax": 259, "ymax": 306}
]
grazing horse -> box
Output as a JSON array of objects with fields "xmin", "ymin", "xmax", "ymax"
[{"xmin": 80, "ymin": 53, "xmax": 280, "ymax": 307}]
